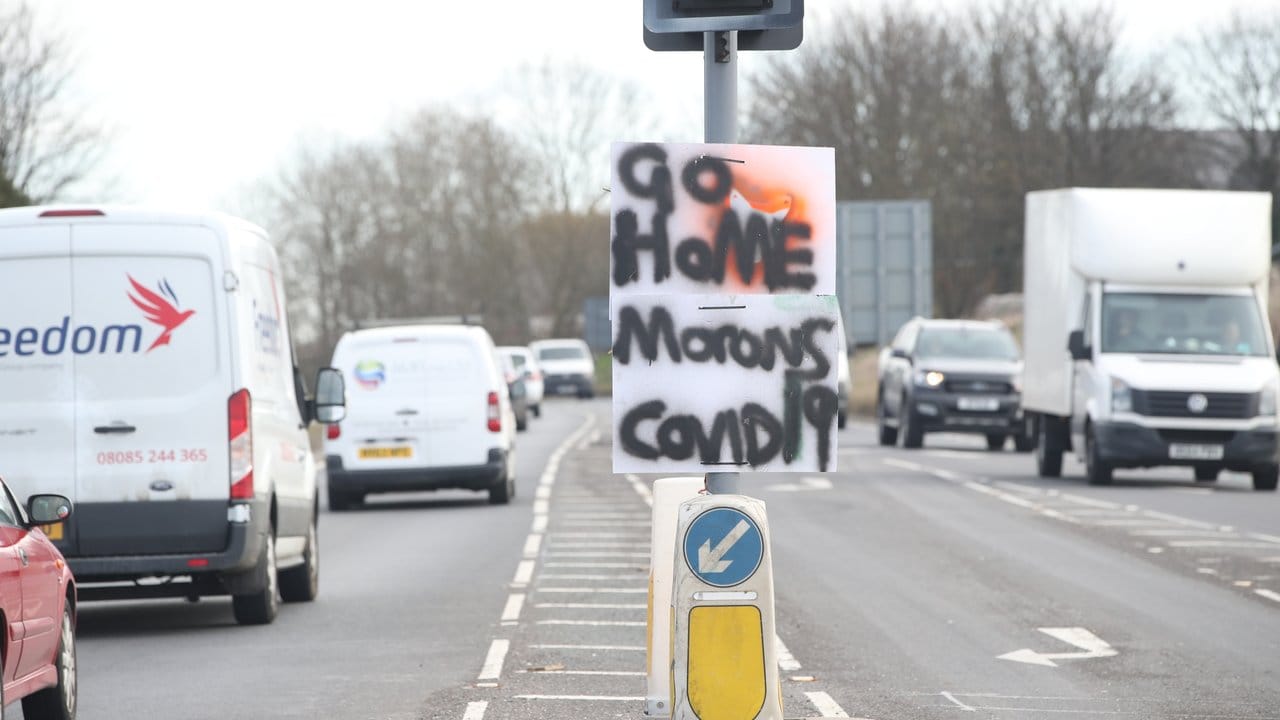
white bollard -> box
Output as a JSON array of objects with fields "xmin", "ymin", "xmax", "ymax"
[
  {"xmin": 670, "ymin": 494, "xmax": 782, "ymax": 720},
  {"xmin": 646, "ymin": 476, "xmax": 706, "ymax": 717}
]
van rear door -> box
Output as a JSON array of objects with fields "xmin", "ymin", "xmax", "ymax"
[
  {"xmin": 337, "ymin": 338, "xmax": 433, "ymax": 472},
  {"xmin": 422, "ymin": 336, "xmax": 492, "ymax": 468},
  {"xmin": 70, "ymin": 224, "xmax": 232, "ymax": 556},
  {"xmin": 0, "ymin": 222, "xmax": 76, "ymax": 553}
]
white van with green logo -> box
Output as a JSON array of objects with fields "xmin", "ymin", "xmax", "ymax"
[
  {"xmin": 0, "ymin": 206, "xmax": 344, "ymax": 625},
  {"xmin": 324, "ymin": 323, "xmax": 517, "ymax": 508}
]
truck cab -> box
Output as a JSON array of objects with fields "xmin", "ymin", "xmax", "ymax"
[{"xmin": 1022, "ymin": 188, "xmax": 1279, "ymax": 491}]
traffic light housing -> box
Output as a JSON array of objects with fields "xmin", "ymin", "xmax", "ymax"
[{"xmin": 644, "ymin": 0, "xmax": 804, "ymax": 34}]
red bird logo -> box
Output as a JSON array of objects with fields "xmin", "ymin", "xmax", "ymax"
[{"xmin": 127, "ymin": 275, "xmax": 195, "ymax": 352}]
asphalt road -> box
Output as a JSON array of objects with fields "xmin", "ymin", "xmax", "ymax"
[{"xmin": 31, "ymin": 401, "xmax": 1280, "ymax": 719}]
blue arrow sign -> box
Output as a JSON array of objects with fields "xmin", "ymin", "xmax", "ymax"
[{"xmin": 683, "ymin": 507, "xmax": 763, "ymax": 587}]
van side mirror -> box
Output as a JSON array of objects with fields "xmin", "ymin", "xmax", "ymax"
[
  {"xmin": 1068, "ymin": 330, "xmax": 1091, "ymax": 361},
  {"xmin": 891, "ymin": 347, "xmax": 910, "ymax": 361},
  {"xmin": 313, "ymin": 368, "xmax": 346, "ymax": 424},
  {"xmin": 27, "ymin": 494, "xmax": 72, "ymax": 525}
]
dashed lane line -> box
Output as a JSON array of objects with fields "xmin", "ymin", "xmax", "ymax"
[
  {"xmin": 461, "ymin": 700, "xmax": 487, "ymax": 720},
  {"xmin": 805, "ymin": 690, "xmax": 853, "ymax": 717},
  {"xmin": 478, "ymin": 640, "xmax": 510, "ymax": 681},
  {"xmin": 1255, "ymin": 589, "xmax": 1280, "ymax": 603},
  {"xmin": 776, "ymin": 635, "xmax": 802, "ymax": 672},
  {"xmin": 501, "ymin": 594, "xmax": 525, "ymax": 623}
]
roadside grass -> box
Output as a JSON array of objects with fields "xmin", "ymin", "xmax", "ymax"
[{"xmin": 594, "ymin": 352, "xmax": 612, "ymax": 396}]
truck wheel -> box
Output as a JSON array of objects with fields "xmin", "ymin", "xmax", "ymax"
[
  {"xmin": 1193, "ymin": 465, "xmax": 1220, "ymax": 483},
  {"xmin": 901, "ymin": 397, "xmax": 924, "ymax": 449},
  {"xmin": 986, "ymin": 434, "xmax": 1007, "ymax": 451},
  {"xmin": 280, "ymin": 515, "xmax": 319, "ymax": 603},
  {"xmin": 1085, "ymin": 427, "xmax": 1113, "ymax": 486},
  {"xmin": 232, "ymin": 532, "xmax": 280, "ymax": 625},
  {"xmin": 20, "ymin": 603, "xmax": 76, "ymax": 720},
  {"xmin": 1036, "ymin": 415, "xmax": 1063, "ymax": 478},
  {"xmin": 876, "ymin": 392, "xmax": 898, "ymax": 446},
  {"xmin": 1252, "ymin": 466, "xmax": 1279, "ymax": 491}
]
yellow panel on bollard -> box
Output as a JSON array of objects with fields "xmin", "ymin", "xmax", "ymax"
[
  {"xmin": 647, "ymin": 476, "xmax": 707, "ymax": 717},
  {"xmin": 688, "ymin": 606, "xmax": 766, "ymax": 720},
  {"xmin": 671, "ymin": 494, "xmax": 782, "ymax": 720}
]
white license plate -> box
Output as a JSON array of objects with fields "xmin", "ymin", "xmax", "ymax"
[
  {"xmin": 957, "ymin": 397, "xmax": 1000, "ymax": 412},
  {"xmin": 1168, "ymin": 443, "xmax": 1225, "ymax": 461}
]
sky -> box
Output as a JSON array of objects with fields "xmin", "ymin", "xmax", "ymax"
[{"xmin": 30, "ymin": 0, "xmax": 1280, "ymax": 212}]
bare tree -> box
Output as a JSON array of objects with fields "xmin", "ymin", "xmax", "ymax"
[
  {"xmin": 1181, "ymin": 9, "xmax": 1280, "ymax": 246},
  {"xmin": 0, "ymin": 1, "xmax": 103, "ymax": 204}
]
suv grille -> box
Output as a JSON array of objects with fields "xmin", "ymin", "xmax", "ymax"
[{"xmin": 945, "ymin": 379, "xmax": 1012, "ymax": 394}]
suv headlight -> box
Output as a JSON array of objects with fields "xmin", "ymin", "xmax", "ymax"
[
  {"xmin": 914, "ymin": 370, "xmax": 945, "ymax": 388},
  {"xmin": 1111, "ymin": 377, "xmax": 1133, "ymax": 413},
  {"xmin": 1260, "ymin": 383, "xmax": 1278, "ymax": 416}
]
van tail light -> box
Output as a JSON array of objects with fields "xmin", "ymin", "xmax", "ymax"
[
  {"xmin": 487, "ymin": 391, "xmax": 501, "ymax": 432},
  {"xmin": 327, "ymin": 423, "xmax": 341, "ymax": 440},
  {"xmin": 228, "ymin": 389, "xmax": 254, "ymax": 500}
]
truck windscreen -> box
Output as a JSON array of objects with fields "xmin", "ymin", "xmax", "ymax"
[{"xmin": 1101, "ymin": 293, "xmax": 1269, "ymax": 357}]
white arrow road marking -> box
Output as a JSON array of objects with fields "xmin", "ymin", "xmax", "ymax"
[
  {"xmin": 998, "ymin": 627, "xmax": 1117, "ymax": 667},
  {"xmin": 698, "ymin": 519, "xmax": 751, "ymax": 574}
]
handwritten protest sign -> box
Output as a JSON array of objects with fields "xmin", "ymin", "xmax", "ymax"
[{"xmin": 610, "ymin": 142, "xmax": 839, "ymax": 473}]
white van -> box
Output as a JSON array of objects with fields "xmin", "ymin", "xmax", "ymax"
[
  {"xmin": 0, "ymin": 206, "xmax": 345, "ymax": 625},
  {"xmin": 324, "ymin": 323, "xmax": 517, "ymax": 508}
]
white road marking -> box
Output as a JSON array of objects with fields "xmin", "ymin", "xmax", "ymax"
[
  {"xmin": 1059, "ymin": 493, "xmax": 1121, "ymax": 510},
  {"xmin": 548, "ymin": 542, "xmax": 651, "ymax": 549},
  {"xmin": 536, "ymin": 587, "xmax": 647, "ymax": 594},
  {"xmin": 462, "ymin": 701, "xmax": 487, "ymax": 720},
  {"xmin": 805, "ymin": 691, "xmax": 850, "ymax": 717},
  {"xmin": 776, "ymin": 635, "xmax": 802, "ymax": 672},
  {"xmin": 562, "ymin": 512, "xmax": 650, "ymax": 519},
  {"xmin": 1167, "ymin": 540, "xmax": 1280, "ymax": 549},
  {"xmin": 512, "ymin": 560, "xmax": 535, "ymax": 586},
  {"xmin": 538, "ymin": 574, "xmax": 641, "ymax": 580},
  {"xmin": 501, "ymin": 594, "xmax": 525, "ymax": 623},
  {"xmin": 998, "ymin": 627, "xmax": 1117, "ymax": 667},
  {"xmin": 546, "ymin": 552, "xmax": 651, "ymax": 558},
  {"xmin": 535, "ymin": 485, "xmax": 552, "ymax": 499},
  {"xmin": 882, "ymin": 457, "xmax": 924, "ymax": 472},
  {"xmin": 544, "ymin": 562, "xmax": 647, "ymax": 568},
  {"xmin": 531, "ymin": 515, "xmax": 548, "ymax": 533},
  {"xmin": 1250, "ymin": 533, "xmax": 1280, "ymax": 544},
  {"xmin": 626, "ymin": 473, "xmax": 654, "ymax": 507},
  {"xmin": 524, "ymin": 670, "xmax": 645, "ymax": 676},
  {"xmin": 941, "ymin": 692, "xmax": 977, "ymax": 712},
  {"xmin": 478, "ymin": 639, "xmax": 510, "ymax": 680},
  {"xmin": 533, "ymin": 499, "xmax": 550, "ymax": 515},
  {"xmin": 1129, "ymin": 529, "xmax": 1240, "ymax": 538},
  {"xmin": 523, "ymin": 534, "xmax": 543, "ymax": 557},
  {"xmin": 529, "ymin": 644, "xmax": 644, "ymax": 651},
  {"xmin": 925, "ymin": 449, "xmax": 984, "ymax": 461},
  {"xmin": 993, "ymin": 481, "xmax": 1041, "ymax": 495},
  {"xmin": 559, "ymin": 521, "xmax": 651, "ymax": 527},
  {"xmin": 1141, "ymin": 509, "xmax": 1216, "ymax": 530},
  {"xmin": 928, "ymin": 468, "xmax": 964, "ymax": 482},
  {"xmin": 549, "ymin": 532, "xmax": 651, "ymax": 539},
  {"xmin": 514, "ymin": 695, "xmax": 645, "ymax": 701},
  {"xmin": 1255, "ymin": 589, "xmax": 1280, "ymax": 603},
  {"xmin": 537, "ymin": 619, "xmax": 647, "ymax": 627},
  {"xmin": 535, "ymin": 603, "xmax": 646, "ymax": 609},
  {"xmin": 765, "ymin": 476, "xmax": 835, "ymax": 492}
]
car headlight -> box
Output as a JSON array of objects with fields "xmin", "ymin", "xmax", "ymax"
[
  {"xmin": 1260, "ymin": 383, "xmax": 1278, "ymax": 416},
  {"xmin": 914, "ymin": 370, "xmax": 945, "ymax": 388},
  {"xmin": 1111, "ymin": 377, "xmax": 1133, "ymax": 413}
]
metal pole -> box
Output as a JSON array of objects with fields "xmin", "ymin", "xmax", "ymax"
[
  {"xmin": 703, "ymin": 31, "xmax": 738, "ymax": 144},
  {"xmin": 704, "ymin": 30, "xmax": 739, "ymax": 494}
]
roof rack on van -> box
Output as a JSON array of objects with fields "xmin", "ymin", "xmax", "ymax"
[{"xmin": 354, "ymin": 315, "xmax": 485, "ymax": 330}]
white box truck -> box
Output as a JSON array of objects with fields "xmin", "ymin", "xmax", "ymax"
[
  {"xmin": 0, "ymin": 206, "xmax": 346, "ymax": 624},
  {"xmin": 1022, "ymin": 188, "xmax": 1279, "ymax": 491}
]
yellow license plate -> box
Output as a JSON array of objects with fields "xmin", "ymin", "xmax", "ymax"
[
  {"xmin": 359, "ymin": 447, "xmax": 413, "ymax": 459},
  {"xmin": 40, "ymin": 523, "xmax": 64, "ymax": 541}
]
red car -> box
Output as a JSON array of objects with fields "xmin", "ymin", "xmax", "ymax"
[{"xmin": 0, "ymin": 480, "xmax": 77, "ymax": 720}]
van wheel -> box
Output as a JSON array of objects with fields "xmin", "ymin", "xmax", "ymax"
[
  {"xmin": 232, "ymin": 532, "xmax": 280, "ymax": 625},
  {"xmin": 280, "ymin": 516, "xmax": 319, "ymax": 603},
  {"xmin": 986, "ymin": 434, "xmax": 1007, "ymax": 451},
  {"xmin": 489, "ymin": 474, "xmax": 514, "ymax": 505},
  {"xmin": 1085, "ymin": 426, "xmax": 1113, "ymax": 486},
  {"xmin": 20, "ymin": 603, "xmax": 76, "ymax": 720},
  {"xmin": 328, "ymin": 487, "xmax": 360, "ymax": 512},
  {"xmin": 1253, "ymin": 465, "xmax": 1279, "ymax": 491}
]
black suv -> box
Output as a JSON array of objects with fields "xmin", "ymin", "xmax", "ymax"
[{"xmin": 876, "ymin": 318, "xmax": 1031, "ymax": 451}]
